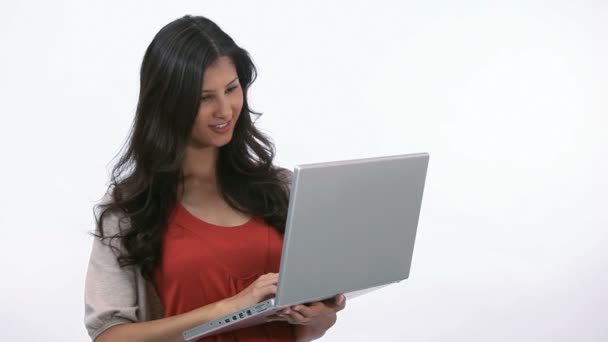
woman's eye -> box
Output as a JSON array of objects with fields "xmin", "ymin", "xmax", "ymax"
[{"xmin": 200, "ymin": 86, "xmax": 237, "ymax": 102}]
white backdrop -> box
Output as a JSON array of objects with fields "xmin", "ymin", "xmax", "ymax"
[{"xmin": 1, "ymin": 1, "xmax": 607, "ymax": 341}]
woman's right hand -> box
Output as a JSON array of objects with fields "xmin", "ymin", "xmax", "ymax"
[{"xmin": 226, "ymin": 273, "xmax": 279, "ymax": 311}]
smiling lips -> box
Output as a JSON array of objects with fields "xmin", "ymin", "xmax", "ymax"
[{"xmin": 209, "ymin": 119, "xmax": 232, "ymax": 133}]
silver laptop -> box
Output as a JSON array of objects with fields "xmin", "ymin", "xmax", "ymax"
[{"xmin": 183, "ymin": 153, "xmax": 430, "ymax": 340}]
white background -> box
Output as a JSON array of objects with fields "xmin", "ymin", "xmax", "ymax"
[{"xmin": 1, "ymin": 0, "xmax": 607, "ymax": 341}]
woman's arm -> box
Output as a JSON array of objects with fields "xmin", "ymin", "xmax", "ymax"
[
  {"xmin": 96, "ymin": 298, "xmax": 231, "ymax": 342},
  {"xmin": 95, "ymin": 273, "xmax": 279, "ymax": 342}
]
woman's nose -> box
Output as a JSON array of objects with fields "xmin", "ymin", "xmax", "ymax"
[{"xmin": 214, "ymin": 96, "xmax": 232, "ymax": 119}]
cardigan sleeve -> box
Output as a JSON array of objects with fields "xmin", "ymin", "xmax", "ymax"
[{"xmin": 84, "ymin": 210, "xmax": 140, "ymax": 340}]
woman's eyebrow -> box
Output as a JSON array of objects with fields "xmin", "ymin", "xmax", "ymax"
[{"xmin": 201, "ymin": 76, "xmax": 239, "ymax": 93}]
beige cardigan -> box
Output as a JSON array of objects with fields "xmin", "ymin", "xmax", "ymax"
[{"xmin": 84, "ymin": 209, "xmax": 164, "ymax": 340}]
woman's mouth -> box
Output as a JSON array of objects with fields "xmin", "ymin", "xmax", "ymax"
[{"xmin": 210, "ymin": 119, "xmax": 232, "ymax": 133}]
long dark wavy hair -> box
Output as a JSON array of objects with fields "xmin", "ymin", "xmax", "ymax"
[{"xmin": 95, "ymin": 15, "xmax": 290, "ymax": 281}]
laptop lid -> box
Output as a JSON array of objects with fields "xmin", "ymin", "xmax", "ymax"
[{"xmin": 274, "ymin": 153, "xmax": 429, "ymax": 306}]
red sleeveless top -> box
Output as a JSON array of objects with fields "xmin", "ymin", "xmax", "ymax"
[{"xmin": 154, "ymin": 202, "xmax": 295, "ymax": 342}]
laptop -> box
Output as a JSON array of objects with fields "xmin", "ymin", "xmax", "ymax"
[{"xmin": 182, "ymin": 153, "xmax": 430, "ymax": 340}]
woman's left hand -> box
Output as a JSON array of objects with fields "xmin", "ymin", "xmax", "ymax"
[{"xmin": 267, "ymin": 294, "xmax": 346, "ymax": 341}]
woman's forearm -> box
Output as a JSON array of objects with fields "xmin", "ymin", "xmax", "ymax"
[{"xmin": 96, "ymin": 297, "xmax": 239, "ymax": 342}]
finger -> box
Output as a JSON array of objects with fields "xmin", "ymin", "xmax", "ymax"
[
  {"xmin": 260, "ymin": 273, "xmax": 279, "ymax": 281},
  {"xmin": 272, "ymin": 311, "xmax": 297, "ymax": 324},
  {"xmin": 262, "ymin": 272, "xmax": 278, "ymax": 276},
  {"xmin": 253, "ymin": 274, "xmax": 279, "ymax": 289},
  {"xmin": 279, "ymin": 308, "xmax": 298, "ymax": 320},
  {"xmin": 319, "ymin": 295, "xmax": 346, "ymax": 312},
  {"xmin": 264, "ymin": 284, "xmax": 278, "ymax": 294},
  {"xmin": 257, "ymin": 274, "xmax": 279, "ymax": 286},
  {"xmin": 266, "ymin": 314, "xmax": 288, "ymax": 322},
  {"xmin": 285, "ymin": 309, "xmax": 310, "ymax": 324},
  {"xmin": 256, "ymin": 279, "xmax": 278, "ymax": 290},
  {"xmin": 334, "ymin": 294, "xmax": 346, "ymax": 310},
  {"xmin": 256, "ymin": 284, "xmax": 278, "ymax": 300},
  {"xmin": 293, "ymin": 303, "xmax": 328, "ymax": 317},
  {"xmin": 309, "ymin": 294, "xmax": 346, "ymax": 314},
  {"xmin": 306, "ymin": 301, "xmax": 325, "ymax": 309},
  {"xmin": 257, "ymin": 281, "xmax": 278, "ymax": 290},
  {"xmin": 291, "ymin": 304, "xmax": 316, "ymax": 318}
]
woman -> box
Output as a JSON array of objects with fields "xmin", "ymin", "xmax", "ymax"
[{"xmin": 84, "ymin": 15, "xmax": 346, "ymax": 342}]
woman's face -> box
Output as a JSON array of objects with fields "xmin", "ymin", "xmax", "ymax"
[{"xmin": 190, "ymin": 56, "xmax": 244, "ymax": 148}]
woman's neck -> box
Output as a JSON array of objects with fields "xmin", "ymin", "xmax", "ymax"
[{"xmin": 179, "ymin": 145, "xmax": 220, "ymax": 201}]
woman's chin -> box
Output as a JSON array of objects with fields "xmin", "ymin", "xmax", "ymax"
[{"xmin": 212, "ymin": 136, "xmax": 234, "ymax": 148}]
